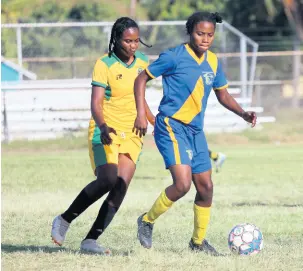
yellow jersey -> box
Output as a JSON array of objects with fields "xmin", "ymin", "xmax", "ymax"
[{"xmin": 89, "ymin": 51, "xmax": 149, "ymax": 132}]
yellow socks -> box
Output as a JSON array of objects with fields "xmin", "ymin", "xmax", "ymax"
[
  {"xmin": 142, "ymin": 192, "xmax": 211, "ymax": 245},
  {"xmin": 210, "ymin": 151, "xmax": 218, "ymax": 161},
  {"xmin": 143, "ymin": 190, "xmax": 173, "ymax": 223},
  {"xmin": 192, "ymin": 204, "xmax": 211, "ymax": 245}
]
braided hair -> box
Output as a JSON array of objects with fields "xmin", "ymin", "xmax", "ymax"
[
  {"xmin": 186, "ymin": 12, "xmax": 223, "ymax": 35},
  {"xmin": 108, "ymin": 17, "xmax": 151, "ymax": 57}
]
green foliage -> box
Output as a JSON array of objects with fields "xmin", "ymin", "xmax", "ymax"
[
  {"xmin": 1, "ymin": 0, "xmax": 150, "ymax": 78},
  {"xmin": 141, "ymin": 0, "xmax": 227, "ymax": 21},
  {"xmin": 1, "ymin": 0, "xmax": 301, "ymax": 79}
]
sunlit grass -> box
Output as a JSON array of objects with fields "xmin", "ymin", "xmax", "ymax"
[{"xmin": 2, "ymin": 130, "xmax": 303, "ymax": 270}]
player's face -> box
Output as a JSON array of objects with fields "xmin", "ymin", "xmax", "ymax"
[
  {"xmin": 190, "ymin": 21, "xmax": 215, "ymax": 54},
  {"xmin": 120, "ymin": 27, "xmax": 140, "ymax": 58}
]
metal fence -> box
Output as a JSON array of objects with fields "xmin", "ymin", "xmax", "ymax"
[
  {"xmin": 1, "ymin": 21, "xmax": 302, "ymax": 142},
  {"xmin": 2, "ymin": 21, "xmax": 302, "ymax": 109},
  {"xmin": 1, "ymin": 21, "xmax": 258, "ymax": 95}
]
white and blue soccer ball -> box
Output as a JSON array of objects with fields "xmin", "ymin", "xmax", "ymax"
[{"xmin": 228, "ymin": 223, "xmax": 264, "ymax": 256}]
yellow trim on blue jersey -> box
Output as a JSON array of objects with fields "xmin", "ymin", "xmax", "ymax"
[
  {"xmin": 214, "ymin": 83, "xmax": 229, "ymax": 90},
  {"xmin": 164, "ymin": 117, "xmax": 181, "ymax": 164},
  {"xmin": 185, "ymin": 44, "xmax": 205, "ymax": 65},
  {"xmin": 172, "ymin": 76, "xmax": 204, "ymax": 124},
  {"xmin": 146, "ymin": 67, "xmax": 156, "ymax": 79},
  {"xmin": 206, "ymin": 51, "xmax": 218, "ymax": 75}
]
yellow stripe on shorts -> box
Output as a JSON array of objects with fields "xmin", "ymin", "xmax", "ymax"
[{"xmin": 164, "ymin": 117, "xmax": 181, "ymax": 164}]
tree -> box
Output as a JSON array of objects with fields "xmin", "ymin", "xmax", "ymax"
[
  {"xmin": 282, "ymin": 0, "xmax": 303, "ymax": 41},
  {"xmin": 141, "ymin": 0, "xmax": 227, "ymax": 21}
]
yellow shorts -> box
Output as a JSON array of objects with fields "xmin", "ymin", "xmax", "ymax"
[{"xmin": 88, "ymin": 128, "xmax": 143, "ymax": 174}]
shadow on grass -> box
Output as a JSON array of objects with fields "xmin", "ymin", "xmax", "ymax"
[
  {"xmin": 1, "ymin": 243, "xmax": 135, "ymax": 257},
  {"xmin": 1, "ymin": 244, "xmax": 77, "ymax": 254},
  {"xmin": 232, "ymin": 202, "xmax": 303, "ymax": 207}
]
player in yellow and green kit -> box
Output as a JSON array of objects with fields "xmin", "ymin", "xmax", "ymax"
[{"xmin": 51, "ymin": 17, "xmax": 154, "ymax": 254}]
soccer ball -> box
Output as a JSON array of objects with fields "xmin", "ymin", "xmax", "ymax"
[{"xmin": 228, "ymin": 223, "xmax": 264, "ymax": 256}]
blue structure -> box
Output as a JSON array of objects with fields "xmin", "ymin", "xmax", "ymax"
[{"xmin": 1, "ymin": 57, "xmax": 37, "ymax": 82}]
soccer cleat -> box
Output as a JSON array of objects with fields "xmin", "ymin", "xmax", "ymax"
[
  {"xmin": 51, "ymin": 215, "xmax": 70, "ymax": 246},
  {"xmin": 189, "ymin": 239, "xmax": 224, "ymax": 256},
  {"xmin": 137, "ymin": 213, "xmax": 154, "ymax": 249},
  {"xmin": 80, "ymin": 239, "xmax": 111, "ymax": 255},
  {"xmin": 214, "ymin": 153, "xmax": 226, "ymax": 172}
]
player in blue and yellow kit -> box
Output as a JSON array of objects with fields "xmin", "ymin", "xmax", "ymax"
[
  {"xmin": 51, "ymin": 17, "xmax": 154, "ymax": 254},
  {"xmin": 133, "ymin": 12, "xmax": 257, "ymax": 255}
]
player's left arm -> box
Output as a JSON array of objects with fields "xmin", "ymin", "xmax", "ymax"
[
  {"xmin": 214, "ymin": 88, "xmax": 257, "ymax": 127},
  {"xmin": 213, "ymin": 60, "xmax": 256, "ymax": 127}
]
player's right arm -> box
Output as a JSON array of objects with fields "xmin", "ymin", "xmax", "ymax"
[
  {"xmin": 91, "ymin": 86, "xmax": 116, "ymax": 145},
  {"xmin": 133, "ymin": 71, "xmax": 150, "ymax": 137},
  {"xmin": 91, "ymin": 58, "xmax": 116, "ymax": 145},
  {"xmin": 133, "ymin": 51, "xmax": 176, "ymax": 137}
]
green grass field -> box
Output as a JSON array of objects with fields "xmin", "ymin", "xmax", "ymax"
[{"xmin": 2, "ymin": 113, "xmax": 303, "ymax": 271}]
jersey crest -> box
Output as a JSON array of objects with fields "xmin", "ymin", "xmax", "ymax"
[{"xmin": 202, "ymin": 72, "xmax": 215, "ymax": 85}]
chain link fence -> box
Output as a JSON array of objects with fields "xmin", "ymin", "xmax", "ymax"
[
  {"xmin": 1, "ymin": 21, "xmax": 302, "ymax": 112},
  {"xmin": 1, "ymin": 21, "xmax": 258, "ymax": 83}
]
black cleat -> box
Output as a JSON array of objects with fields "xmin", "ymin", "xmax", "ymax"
[
  {"xmin": 189, "ymin": 239, "xmax": 224, "ymax": 256},
  {"xmin": 137, "ymin": 213, "xmax": 154, "ymax": 249}
]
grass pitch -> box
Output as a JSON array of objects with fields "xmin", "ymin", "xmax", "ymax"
[{"xmin": 2, "ymin": 114, "xmax": 303, "ymax": 271}]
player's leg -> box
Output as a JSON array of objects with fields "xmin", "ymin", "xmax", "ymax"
[
  {"xmin": 189, "ymin": 134, "xmax": 222, "ymax": 256},
  {"xmin": 137, "ymin": 164, "xmax": 192, "ymax": 248},
  {"xmin": 145, "ymin": 164, "xmax": 192, "ymax": 221},
  {"xmin": 80, "ymin": 137, "xmax": 141, "ymax": 254},
  {"xmin": 137, "ymin": 115, "xmax": 192, "ymax": 248},
  {"xmin": 51, "ymin": 164, "xmax": 118, "ymax": 246},
  {"xmin": 51, "ymin": 141, "xmax": 119, "ymax": 246},
  {"xmin": 190, "ymin": 171, "xmax": 222, "ymax": 256},
  {"xmin": 83, "ymin": 153, "xmax": 136, "ymax": 242}
]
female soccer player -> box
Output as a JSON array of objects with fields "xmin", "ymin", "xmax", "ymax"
[
  {"xmin": 133, "ymin": 11, "xmax": 257, "ymax": 256},
  {"xmin": 51, "ymin": 17, "xmax": 154, "ymax": 254}
]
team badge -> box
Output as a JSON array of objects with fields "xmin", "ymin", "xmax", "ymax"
[{"xmin": 202, "ymin": 72, "xmax": 214, "ymax": 85}]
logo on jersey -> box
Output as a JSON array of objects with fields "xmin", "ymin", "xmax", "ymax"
[
  {"xmin": 202, "ymin": 72, "xmax": 214, "ymax": 85},
  {"xmin": 186, "ymin": 149, "xmax": 193, "ymax": 160},
  {"xmin": 138, "ymin": 67, "xmax": 144, "ymax": 75},
  {"xmin": 116, "ymin": 74, "xmax": 123, "ymax": 80}
]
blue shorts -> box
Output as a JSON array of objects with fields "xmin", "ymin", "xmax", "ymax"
[{"xmin": 154, "ymin": 114, "xmax": 211, "ymax": 174}]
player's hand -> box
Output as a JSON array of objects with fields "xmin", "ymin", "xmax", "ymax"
[
  {"xmin": 149, "ymin": 117, "xmax": 155, "ymax": 126},
  {"xmin": 99, "ymin": 123, "xmax": 117, "ymax": 145},
  {"xmin": 242, "ymin": 111, "xmax": 257, "ymax": 127},
  {"xmin": 133, "ymin": 114, "xmax": 148, "ymax": 137}
]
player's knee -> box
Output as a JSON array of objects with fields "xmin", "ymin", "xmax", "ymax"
[
  {"xmin": 202, "ymin": 179, "xmax": 213, "ymax": 194},
  {"xmin": 84, "ymin": 180, "xmax": 105, "ymax": 200},
  {"xmin": 112, "ymin": 176, "xmax": 129, "ymax": 196},
  {"xmin": 175, "ymin": 180, "xmax": 191, "ymax": 196},
  {"xmin": 96, "ymin": 174, "xmax": 117, "ymax": 190},
  {"xmin": 106, "ymin": 177, "xmax": 129, "ymax": 208}
]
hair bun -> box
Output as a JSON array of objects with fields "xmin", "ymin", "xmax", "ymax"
[{"xmin": 212, "ymin": 12, "xmax": 223, "ymax": 23}]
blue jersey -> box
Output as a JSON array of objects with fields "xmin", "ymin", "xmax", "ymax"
[{"xmin": 146, "ymin": 44, "xmax": 228, "ymax": 132}]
